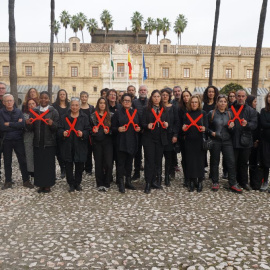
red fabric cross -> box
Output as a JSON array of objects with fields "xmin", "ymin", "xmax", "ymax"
[
  {"xmin": 151, "ymin": 107, "xmax": 166, "ymax": 130},
  {"xmin": 228, "ymin": 105, "xmax": 244, "ymax": 126},
  {"xmin": 92, "ymin": 111, "xmax": 110, "ymax": 133},
  {"xmin": 124, "ymin": 109, "xmax": 139, "ymax": 131},
  {"xmin": 29, "ymin": 108, "xmax": 50, "ymax": 125},
  {"xmin": 183, "ymin": 113, "xmax": 203, "ymax": 132}
]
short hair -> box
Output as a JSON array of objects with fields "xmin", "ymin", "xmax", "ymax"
[
  {"xmin": 121, "ymin": 93, "xmax": 133, "ymax": 103},
  {"xmin": 100, "ymin": 88, "xmax": 109, "ymax": 96},
  {"xmin": 70, "ymin": 97, "xmax": 81, "ymax": 105},
  {"xmin": 236, "ymin": 89, "xmax": 247, "ymax": 96},
  {"xmin": 127, "ymin": 85, "xmax": 136, "ymax": 91},
  {"xmin": 0, "ymin": 82, "xmax": 7, "ymax": 88},
  {"xmin": 3, "ymin": 94, "xmax": 14, "ymax": 101},
  {"xmin": 80, "ymin": 91, "xmax": 89, "ymax": 97},
  {"xmin": 106, "ymin": 89, "xmax": 117, "ymax": 98},
  {"xmin": 160, "ymin": 88, "xmax": 172, "ymax": 102},
  {"xmin": 186, "ymin": 95, "xmax": 202, "ymax": 111},
  {"xmin": 40, "ymin": 91, "xmax": 50, "ymax": 98},
  {"xmin": 139, "ymin": 85, "xmax": 148, "ymax": 91},
  {"xmin": 173, "ymin": 86, "xmax": 182, "ymax": 91}
]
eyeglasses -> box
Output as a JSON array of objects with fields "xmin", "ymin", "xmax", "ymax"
[
  {"xmin": 229, "ymin": 95, "xmax": 235, "ymax": 98},
  {"xmin": 109, "ymin": 94, "xmax": 117, "ymax": 97},
  {"xmin": 5, "ymin": 100, "xmax": 13, "ymax": 103},
  {"xmin": 0, "ymin": 88, "xmax": 6, "ymax": 90},
  {"xmin": 123, "ymin": 100, "xmax": 131, "ymax": 103}
]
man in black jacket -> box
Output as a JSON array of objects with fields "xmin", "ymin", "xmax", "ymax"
[
  {"xmin": 0, "ymin": 94, "xmax": 33, "ymax": 190},
  {"xmin": 131, "ymin": 85, "xmax": 148, "ymax": 180},
  {"xmin": 230, "ymin": 90, "xmax": 257, "ymax": 191}
]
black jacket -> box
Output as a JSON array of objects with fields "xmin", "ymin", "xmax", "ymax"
[
  {"xmin": 260, "ymin": 108, "xmax": 270, "ymax": 142},
  {"xmin": 132, "ymin": 97, "xmax": 148, "ymax": 119},
  {"xmin": 58, "ymin": 110, "xmax": 90, "ymax": 162}
]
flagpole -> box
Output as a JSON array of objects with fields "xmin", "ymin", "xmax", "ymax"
[
  {"xmin": 142, "ymin": 48, "xmax": 144, "ymax": 85},
  {"xmin": 110, "ymin": 45, "xmax": 112, "ymax": 89}
]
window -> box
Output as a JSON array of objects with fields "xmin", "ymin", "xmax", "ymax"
[
  {"xmin": 162, "ymin": 68, "xmax": 169, "ymax": 78},
  {"xmin": 72, "ymin": 86, "xmax": 76, "ymax": 92},
  {"xmin": 117, "ymin": 63, "xmax": 125, "ymax": 77},
  {"xmin": 163, "ymin": 45, "xmax": 167, "ymax": 53},
  {"xmin": 204, "ymin": 68, "xmax": 209, "ymax": 78},
  {"xmin": 92, "ymin": 67, "xmax": 99, "ymax": 77},
  {"xmin": 184, "ymin": 68, "xmax": 190, "ymax": 78},
  {"xmin": 72, "ymin": 43, "xmax": 77, "ymax": 51},
  {"xmin": 93, "ymin": 86, "xmax": 97, "ymax": 92},
  {"xmin": 226, "ymin": 69, "xmax": 232, "ymax": 78},
  {"xmin": 2, "ymin": 66, "xmax": 9, "ymax": 76},
  {"xmin": 146, "ymin": 67, "xmax": 149, "ymax": 78},
  {"xmin": 71, "ymin": 67, "xmax": 78, "ymax": 77},
  {"xmin": 48, "ymin": 66, "xmax": 55, "ymax": 77},
  {"xmin": 247, "ymin": 69, "xmax": 253, "ymax": 79},
  {"xmin": 25, "ymin": 66, "xmax": 32, "ymax": 76}
]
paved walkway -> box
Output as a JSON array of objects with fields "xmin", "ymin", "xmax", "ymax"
[{"xmin": 0, "ymin": 158, "xmax": 270, "ymax": 270}]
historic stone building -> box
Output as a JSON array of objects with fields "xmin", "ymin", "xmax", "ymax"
[{"xmin": 0, "ymin": 37, "xmax": 270, "ymax": 103}]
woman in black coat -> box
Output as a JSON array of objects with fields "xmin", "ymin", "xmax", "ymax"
[
  {"xmin": 182, "ymin": 95, "xmax": 207, "ymax": 192},
  {"xmin": 161, "ymin": 88, "xmax": 180, "ymax": 186},
  {"xmin": 142, "ymin": 90, "xmax": 169, "ymax": 194},
  {"xmin": 58, "ymin": 97, "xmax": 90, "ymax": 192},
  {"xmin": 90, "ymin": 97, "xmax": 113, "ymax": 192},
  {"xmin": 112, "ymin": 93, "xmax": 141, "ymax": 193}
]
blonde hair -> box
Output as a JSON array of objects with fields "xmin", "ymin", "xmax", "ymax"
[{"xmin": 186, "ymin": 95, "xmax": 202, "ymax": 111}]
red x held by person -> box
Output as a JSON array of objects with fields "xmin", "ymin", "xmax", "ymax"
[
  {"xmin": 29, "ymin": 108, "xmax": 50, "ymax": 125},
  {"xmin": 63, "ymin": 117, "xmax": 82, "ymax": 137},
  {"xmin": 228, "ymin": 105, "xmax": 245, "ymax": 127},
  {"xmin": 123, "ymin": 109, "xmax": 140, "ymax": 132},
  {"xmin": 149, "ymin": 107, "xmax": 168, "ymax": 130},
  {"xmin": 183, "ymin": 113, "xmax": 204, "ymax": 132},
  {"xmin": 92, "ymin": 111, "xmax": 110, "ymax": 134}
]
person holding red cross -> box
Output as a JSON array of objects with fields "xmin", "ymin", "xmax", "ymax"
[
  {"xmin": 182, "ymin": 95, "xmax": 207, "ymax": 192},
  {"xmin": 112, "ymin": 93, "xmax": 141, "ymax": 193},
  {"xmin": 141, "ymin": 90, "xmax": 169, "ymax": 194},
  {"xmin": 58, "ymin": 97, "xmax": 90, "ymax": 192}
]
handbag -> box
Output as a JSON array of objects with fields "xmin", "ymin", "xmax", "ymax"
[
  {"xmin": 240, "ymin": 130, "xmax": 252, "ymax": 147},
  {"xmin": 202, "ymin": 132, "xmax": 213, "ymax": 151}
]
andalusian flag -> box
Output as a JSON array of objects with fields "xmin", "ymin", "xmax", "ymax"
[
  {"xmin": 110, "ymin": 46, "xmax": 114, "ymax": 80},
  {"xmin": 128, "ymin": 49, "xmax": 132, "ymax": 79}
]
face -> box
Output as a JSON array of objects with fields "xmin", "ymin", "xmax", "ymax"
[
  {"xmin": 252, "ymin": 98, "xmax": 257, "ymax": 109},
  {"xmin": 122, "ymin": 96, "xmax": 132, "ymax": 109},
  {"xmin": 98, "ymin": 99, "xmax": 106, "ymax": 111},
  {"xmin": 80, "ymin": 94, "xmax": 88, "ymax": 104},
  {"xmin": 107, "ymin": 91, "xmax": 117, "ymax": 102},
  {"xmin": 182, "ymin": 92, "xmax": 191, "ymax": 104},
  {"xmin": 39, "ymin": 94, "xmax": 50, "ymax": 107},
  {"xmin": 0, "ymin": 84, "xmax": 7, "ymax": 99},
  {"xmin": 236, "ymin": 91, "xmax": 247, "ymax": 105},
  {"xmin": 127, "ymin": 87, "xmax": 136, "ymax": 97},
  {"xmin": 161, "ymin": 92, "xmax": 170, "ymax": 104},
  {"xmin": 139, "ymin": 87, "xmax": 148, "ymax": 98},
  {"xmin": 173, "ymin": 87, "xmax": 181, "ymax": 99},
  {"xmin": 3, "ymin": 96, "xmax": 14, "ymax": 110},
  {"xmin": 27, "ymin": 100, "xmax": 37, "ymax": 110},
  {"xmin": 29, "ymin": 89, "xmax": 37, "ymax": 99},
  {"xmin": 190, "ymin": 97, "xmax": 199, "ymax": 111},
  {"xmin": 228, "ymin": 92, "xmax": 236, "ymax": 103},
  {"xmin": 268, "ymin": 94, "xmax": 270, "ymax": 105},
  {"xmin": 207, "ymin": 87, "xmax": 215, "ymax": 100},
  {"xmin": 101, "ymin": 91, "xmax": 107, "ymax": 98},
  {"xmin": 118, "ymin": 92, "xmax": 124, "ymax": 102},
  {"xmin": 59, "ymin": 91, "xmax": 67, "ymax": 101},
  {"xmin": 217, "ymin": 97, "xmax": 227, "ymax": 111},
  {"xmin": 70, "ymin": 100, "xmax": 80, "ymax": 113},
  {"xmin": 152, "ymin": 92, "xmax": 161, "ymax": 105}
]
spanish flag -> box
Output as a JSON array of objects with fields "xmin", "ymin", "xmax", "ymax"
[{"xmin": 128, "ymin": 49, "xmax": 132, "ymax": 79}]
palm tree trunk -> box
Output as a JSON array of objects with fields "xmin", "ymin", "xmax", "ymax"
[
  {"xmin": 252, "ymin": 0, "xmax": 268, "ymax": 96},
  {"xmin": 180, "ymin": 33, "xmax": 182, "ymax": 46},
  {"xmin": 8, "ymin": 0, "xmax": 18, "ymax": 104},
  {"xmin": 81, "ymin": 30, "xmax": 84, "ymax": 43},
  {"xmin": 136, "ymin": 33, "xmax": 138, "ymax": 44},
  {"xmin": 209, "ymin": 0, "xmax": 221, "ymax": 86},
  {"xmin": 48, "ymin": 0, "xmax": 55, "ymax": 99}
]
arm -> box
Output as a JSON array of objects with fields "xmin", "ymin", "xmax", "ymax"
[
  {"xmin": 49, "ymin": 110, "xmax": 59, "ymax": 132},
  {"xmin": 244, "ymin": 108, "xmax": 257, "ymax": 131}
]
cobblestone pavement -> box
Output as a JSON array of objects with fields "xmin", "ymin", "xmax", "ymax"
[{"xmin": 0, "ymin": 157, "xmax": 270, "ymax": 270}]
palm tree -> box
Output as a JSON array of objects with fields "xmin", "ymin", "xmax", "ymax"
[
  {"xmin": 209, "ymin": 0, "xmax": 221, "ymax": 86},
  {"xmin": 59, "ymin": 10, "xmax": 70, "ymax": 43},
  {"xmin": 76, "ymin": 12, "xmax": 87, "ymax": 43},
  {"xmin": 131, "ymin": 11, "xmax": 143, "ymax": 43},
  {"xmin": 161, "ymin": 18, "xmax": 171, "ymax": 39},
  {"xmin": 48, "ymin": 0, "xmax": 55, "ymax": 98},
  {"xmin": 54, "ymin": 20, "xmax": 61, "ymax": 43},
  {"xmin": 70, "ymin": 15, "xmax": 79, "ymax": 37},
  {"xmin": 144, "ymin": 17, "xmax": 155, "ymax": 44},
  {"xmin": 87, "ymin": 18, "xmax": 98, "ymax": 42},
  {"xmin": 174, "ymin": 14, "xmax": 188, "ymax": 45},
  {"xmin": 8, "ymin": 0, "xmax": 18, "ymax": 104},
  {"xmin": 100, "ymin": 9, "xmax": 113, "ymax": 43},
  {"xmin": 252, "ymin": 0, "xmax": 268, "ymax": 96},
  {"xmin": 155, "ymin": 18, "xmax": 163, "ymax": 44}
]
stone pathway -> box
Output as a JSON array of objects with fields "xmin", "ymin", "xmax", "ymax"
[{"xmin": 0, "ymin": 157, "xmax": 270, "ymax": 269}]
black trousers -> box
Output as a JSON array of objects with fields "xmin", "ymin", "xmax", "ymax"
[
  {"xmin": 56, "ymin": 138, "xmax": 65, "ymax": 170},
  {"xmin": 144, "ymin": 141, "xmax": 164, "ymax": 184},
  {"xmin": 84, "ymin": 138, "xmax": 93, "ymax": 173},
  {"xmin": 164, "ymin": 150, "xmax": 173, "ymax": 176},
  {"xmin": 92, "ymin": 137, "xmax": 113, "ymax": 188},
  {"xmin": 133, "ymin": 133, "xmax": 142, "ymax": 174},
  {"xmin": 3, "ymin": 139, "xmax": 29, "ymax": 183},
  {"xmin": 210, "ymin": 140, "xmax": 237, "ymax": 187},
  {"xmin": 65, "ymin": 161, "xmax": 84, "ymax": 187},
  {"xmin": 234, "ymin": 148, "xmax": 251, "ymax": 186},
  {"xmin": 117, "ymin": 151, "xmax": 133, "ymax": 179}
]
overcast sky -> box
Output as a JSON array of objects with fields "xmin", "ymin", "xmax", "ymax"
[{"xmin": 1, "ymin": 0, "xmax": 269, "ymax": 47}]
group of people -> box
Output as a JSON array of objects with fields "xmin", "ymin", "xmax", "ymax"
[{"xmin": 0, "ymin": 81, "xmax": 269, "ymax": 195}]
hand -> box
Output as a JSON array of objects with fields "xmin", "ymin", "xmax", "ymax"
[
  {"xmin": 104, "ymin": 128, "xmax": 109, "ymax": 134},
  {"xmin": 200, "ymin": 126, "xmax": 205, "ymax": 132},
  {"xmin": 26, "ymin": 119, "xmax": 31, "ymax": 125},
  {"xmin": 212, "ymin": 132, "xmax": 216, "ymax": 137},
  {"xmin": 172, "ymin": 136, "xmax": 177, "ymax": 143},
  {"xmin": 182, "ymin": 124, "xmax": 187, "ymax": 131},
  {"xmin": 77, "ymin": 130, "xmax": 83, "ymax": 137},
  {"xmin": 118, "ymin": 126, "xmax": 126, "ymax": 132},
  {"xmin": 93, "ymin": 127, "xmax": 98, "ymax": 133},
  {"xmin": 148, "ymin": 123, "xmax": 154, "ymax": 129},
  {"xmin": 47, "ymin": 119, "xmax": 53, "ymax": 126},
  {"xmin": 163, "ymin": 122, "xmax": 168, "ymax": 128},
  {"xmin": 228, "ymin": 122, "xmax": 234, "ymax": 129},
  {"xmin": 18, "ymin": 118, "xmax": 23, "ymax": 122},
  {"xmin": 242, "ymin": 119, "xmax": 247, "ymax": 127},
  {"xmin": 63, "ymin": 131, "xmax": 69, "ymax": 137},
  {"xmin": 135, "ymin": 126, "xmax": 141, "ymax": 132},
  {"xmin": 4, "ymin": 122, "xmax": 9, "ymax": 126}
]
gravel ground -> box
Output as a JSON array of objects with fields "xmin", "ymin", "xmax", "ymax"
[{"xmin": 0, "ymin": 154, "xmax": 270, "ymax": 270}]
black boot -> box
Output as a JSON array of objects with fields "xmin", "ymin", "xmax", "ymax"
[
  {"xmin": 189, "ymin": 179, "xmax": 194, "ymax": 192},
  {"xmin": 183, "ymin": 178, "xmax": 189, "ymax": 188},
  {"xmin": 118, "ymin": 178, "xmax": 125, "ymax": 193},
  {"xmin": 151, "ymin": 175, "xmax": 161, "ymax": 189},
  {"xmin": 197, "ymin": 178, "xmax": 203, "ymax": 192},
  {"xmin": 125, "ymin": 177, "xmax": 136, "ymax": 190},
  {"xmin": 165, "ymin": 174, "xmax": 170, "ymax": 187},
  {"xmin": 131, "ymin": 172, "xmax": 140, "ymax": 180},
  {"xmin": 144, "ymin": 182, "xmax": 151, "ymax": 194}
]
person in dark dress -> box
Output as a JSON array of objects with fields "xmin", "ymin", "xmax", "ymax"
[
  {"xmin": 182, "ymin": 95, "xmax": 207, "ymax": 192},
  {"xmin": 161, "ymin": 88, "xmax": 180, "ymax": 186},
  {"xmin": 90, "ymin": 97, "xmax": 113, "ymax": 192},
  {"xmin": 52, "ymin": 89, "xmax": 70, "ymax": 179},
  {"xmin": 58, "ymin": 97, "xmax": 90, "ymax": 192},
  {"xmin": 26, "ymin": 91, "xmax": 59, "ymax": 193},
  {"xmin": 80, "ymin": 91, "xmax": 94, "ymax": 175},
  {"xmin": 112, "ymin": 93, "xmax": 141, "ymax": 193},
  {"xmin": 141, "ymin": 90, "xmax": 169, "ymax": 194}
]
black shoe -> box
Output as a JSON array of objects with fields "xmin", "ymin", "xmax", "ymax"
[
  {"xmin": 242, "ymin": 184, "xmax": 252, "ymax": 191},
  {"xmin": 68, "ymin": 185, "xmax": 75, "ymax": 192},
  {"xmin": 60, "ymin": 168, "xmax": 66, "ymax": 179},
  {"xmin": 43, "ymin": 187, "xmax": 51, "ymax": 193},
  {"xmin": 165, "ymin": 175, "xmax": 171, "ymax": 187},
  {"xmin": 151, "ymin": 182, "xmax": 162, "ymax": 189},
  {"xmin": 23, "ymin": 180, "xmax": 34, "ymax": 189},
  {"xmin": 75, "ymin": 185, "xmax": 82, "ymax": 191},
  {"xmin": 125, "ymin": 177, "xmax": 136, "ymax": 190},
  {"xmin": 189, "ymin": 179, "xmax": 194, "ymax": 192},
  {"xmin": 118, "ymin": 178, "xmax": 125, "ymax": 193},
  {"xmin": 144, "ymin": 183, "xmax": 151, "ymax": 194},
  {"xmin": 131, "ymin": 173, "xmax": 140, "ymax": 181},
  {"xmin": 2, "ymin": 182, "xmax": 12, "ymax": 190},
  {"xmin": 197, "ymin": 181, "xmax": 203, "ymax": 193},
  {"xmin": 183, "ymin": 179, "xmax": 189, "ymax": 188},
  {"xmin": 37, "ymin": 187, "xmax": 45, "ymax": 193},
  {"xmin": 230, "ymin": 184, "xmax": 243, "ymax": 194}
]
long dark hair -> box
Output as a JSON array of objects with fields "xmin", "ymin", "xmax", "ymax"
[
  {"xmin": 54, "ymin": 89, "xmax": 69, "ymax": 107},
  {"xmin": 95, "ymin": 97, "xmax": 111, "ymax": 126},
  {"xmin": 265, "ymin": 92, "xmax": 270, "ymax": 112},
  {"xmin": 203, "ymin": 85, "xmax": 219, "ymax": 104},
  {"xmin": 179, "ymin": 90, "xmax": 192, "ymax": 109},
  {"xmin": 147, "ymin": 90, "xmax": 165, "ymax": 111}
]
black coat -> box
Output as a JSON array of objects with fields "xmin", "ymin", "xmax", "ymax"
[
  {"xmin": 111, "ymin": 107, "xmax": 140, "ymax": 156},
  {"xmin": 141, "ymin": 106, "xmax": 169, "ymax": 146},
  {"xmin": 132, "ymin": 98, "xmax": 148, "ymax": 120},
  {"xmin": 58, "ymin": 110, "xmax": 90, "ymax": 162},
  {"xmin": 260, "ymin": 108, "xmax": 270, "ymax": 142}
]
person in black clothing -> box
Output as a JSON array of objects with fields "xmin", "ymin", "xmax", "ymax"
[
  {"xmin": 26, "ymin": 91, "xmax": 59, "ymax": 193},
  {"xmin": 207, "ymin": 95, "xmax": 243, "ymax": 193},
  {"xmin": 182, "ymin": 95, "xmax": 207, "ymax": 192},
  {"xmin": 80, "ymin": 91, "xmax": 94, "ymax": 175},
  {"xmin": 52, "ymin": 89, "xmax": 70, "ymax": 179},
  {"xmin": 58, "ymin": 97, "xmax": 90, "ymax": 192},
  {"xmin": 112, "ymin": 93, "xmax": 141, "ymax": 193},
  {"xmin": 260, "ymin": 92, "xmax": 270, "ymax": 192},
  {"xmin": 90, "ymin": 97, "xmax": 113, "ymax": 191},
  {"xmin": 161, "ymin": 88, "xmax": 180, "ymax": 186},
  {"xmin": 230, "ymin": 90, "xmax": 257, "ymax": 191},
  {"xmin": 171, "ymin": 86, "xmax": 182, "ymax": 107},
  {"xmin": 131, "ymin": 85, "xmax": 148, "ymax": 180},
  {"xmin": 141, "ymin": 90, "xmax": 169, "ymax": 194},
  {"xmin": 100, "ymin": 88, "xmax": 109, "ymax": 98},
  {"xmin": 227, "ymin": 91, "xmax": 236, "ymax": 108},
  {"xmin": 127, "ymin": 85, "xmax": 137, "ymax": 101},
  {"xmin": 178, "ymin": 90, "xmax": 192, "ymax": 187}
]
